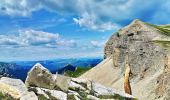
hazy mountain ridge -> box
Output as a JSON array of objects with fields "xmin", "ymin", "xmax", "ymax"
[{"xmin": 0, "ymin": 57, "xmax": 102, "ymax": 80}]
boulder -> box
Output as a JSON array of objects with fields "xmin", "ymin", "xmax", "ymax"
[
  {"xmin": 55, "ymin": 74, "xmax": 71, "ymax": 92},
  {"xmin": 68, "ymin": 94, "xmax": 80, "ymax": 100},
  {"xmin": 0, "ymin": 77, "xmax": 28, "ymax": 99},
  {"xmin": 20, "ymin": 91, "xmax": 38, "ymax": 100},
  {"xmin": 87, "ymin": 95, "xmax": 100, "ymax": 100},
  {"xmin": 29, "ymin": 87, "xmax": 50, "ymax": 99},
  {"xmin": 25, "ymin": 63, "xmax": 71, "ymax": 91},
  {"xmin": 71, "ymin": 78, "xmax": 88, "ymax": 84},
  {"xmin": 25, "ymin": 63, "xmax": 56, "ymax": 89},
  {"xmin": 0, "ymin": 82, "xmax": 20, "ymax": 99},
  {"xmin": 68, "ymin": 90, "xmax": 81, "ymax": 97},
  {"xmin": 71, "ymin": 78, "xmax": 91, "ymax": 90},
  {"xmin": 42, "ymin": 88, "xmax": 67, "ymax": 100},
  {"xmin": 91, "ymin": 82, "xmax": 134, "ymax": 99},
  {"xmin": 69, "ymin": 81, "xmax": 86, "ymax": 91},
  {"xmin": 0, "ymin": 77, "xmax": 28, "ymax": 92}
]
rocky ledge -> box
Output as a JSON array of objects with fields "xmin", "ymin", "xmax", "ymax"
[{"xmin": 0, "ymin": 63, "xmax": 135, "ymax": 100}]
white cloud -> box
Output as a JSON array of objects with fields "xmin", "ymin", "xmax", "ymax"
[
  {"xmin": 0, "ymin": 0, "xmax": 42, "ymax": 16},
  {"xmin": 73, "ymin": 13, "xmax": 119, "ymax": 32},
  {"xmin": 0, "ymin": 0, "xmax": 170, "ymax": 31},
  {"xmin": 0, "ymin": 29, "xmax": 77, "ymax": 48},
  {"xmin": 0, "ymin": 35, "xmax": 20, "ymax": 45},
  {"xmin": 19, "ymin": 29, "xmax": 59, "ymax": 46},
  {"xmin": 57, "ymin": 40, "xmax": 77, "ymax": 48},
  {"xmin": 90, "ymin": 40, "xmax": 105, "ymax": 48}
]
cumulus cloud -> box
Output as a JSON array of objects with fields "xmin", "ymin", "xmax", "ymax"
[
  {"xmin": 0, "ymin": 29, "xmax": 76, "ymax": 48},
  {"xmin": 0, "ymin": 0, "xmax": 41, "ymax": 16},
  {"xmin": 0, "ymin": 0, "xmax": 170, "ymax": 31},
  {"xmin": 57, "ymin": 40, "xmax": 77, "ymax": 48},
  {"xmin": 90, "ymin": 40, "xmax": 105, "ymax": 48},
  {"xmin": 73, "ymin": 13, "xmax": 119, "ymax": 32},
  {"xmin": 0, "ymin": 35, "xmax": 20, "ymax": 45},
  {"xmin": 19, "ymin": 29, "xmax": 59, "ymax": 46}
]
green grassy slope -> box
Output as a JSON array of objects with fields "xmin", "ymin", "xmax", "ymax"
[
  {"xmin": 146, "ymin": 23, "xmax": 170, "ymax": 36},
  {"xmin": 145, "ymin": 23, "xmax": 170, "ymax": 49},
  {"xmin": 64, "ymin": 67, "xmax": 92, "ymax": 78}
]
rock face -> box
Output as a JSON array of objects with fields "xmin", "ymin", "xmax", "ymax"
[
  {"xmin": 20, "ymin": 92, "xmax": 38, "ymax": 100},
  {"xmin": 81, "ymin": 19, "xmax": 170, "ymax": 100},
  {"xmin": 0, "ymin": 77, "xmax": 38, "ymax": 99},
  {"xmin": 25, "ymin": 63, "xmax": 71, "ymax": 92},
  {"xmin": 91, "ymin": 82, "xmax": 134, "ymax": 99},
  {"xmin": 25, "ymin": 63, "xmax": 57, "ymax": 89}
]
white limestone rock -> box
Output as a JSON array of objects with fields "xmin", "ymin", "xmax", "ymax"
[
  {"xmin": 25, "ymin": 63, "xmax": 56, "ymax": 90},
  {"xmin": 69, "ymin": 81, "xmax": 86, "ymax": 91},
  {"xmin": 20, "ymin": 92, "xmax": 38, "ymax": 100},
  {"xmin": 87, "ymin": 95, "xmax": 100, "ymax": 100},
  {"xmin": 0, "ymin": 77, "xmax": 28, "ymax": 99},
  {"xmin": 42, "ymin": 88, "xmax": 67, "ymax": 100},
  {"xmin": 30, "ymin": 87, "xmax": 49, "ymax": 99},
  {"xmin": 55, "ymin": 74, "xmax": 71, "ymax": 92},
  {"xmin": 91, "ymin": 82, "xmax": 134, "ymax": 99}
]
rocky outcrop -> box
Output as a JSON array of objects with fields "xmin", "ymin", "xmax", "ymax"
[
  {"xmin": 91, "ymin": 81, "xmax": 134, "ymax": 99},
  {"xmin": 20, "ymin": 92, "xmax": 38, "ymax": 100},
  {"xmin": 124, "ymin": 56, "xmax": 132, "ymax": 95},
  {"xmin": 0, "ymin": 63, "xmax": 136, "ymax": 100},
  {"xmin": 0, "ymin": 77, "xmax": 38, "ymax": 100},
  {"xmin": 25, "ymin": 63, "xmax": 71, "ymax": 92},
  {"xmin": 25, "ymin": 63, "xmax": 57, "ymax": 90},
  {"xmin": 81, "ymin": 19, "xmax": 170, "ymax": 100}
]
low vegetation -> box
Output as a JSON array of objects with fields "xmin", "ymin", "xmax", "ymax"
[
  {"xmin": 0, "ymin": 92, "xmax": 16, "ymax": 100},
  {"xmin": 64, "ymin": 66, "xmax": 92, "ymax": 77},
  {"xmin": 146, "ymin": 23, "xmax": 170, "ymax": 36},
  {"xmin": 152, "ymin": 40, "xmax": 170, "ymax": 49}
]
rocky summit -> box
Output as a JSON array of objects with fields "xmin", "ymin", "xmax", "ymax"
[
  {"xmin": 80, "ymin": 19, "xmax": 170, "ymax": 100},
  {"xmin": 0, "ymin": 63, "xmax": 135, "ymax": 100}
]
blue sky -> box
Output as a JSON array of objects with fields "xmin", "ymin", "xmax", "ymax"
[{"xmin": 0, "ymin": 0, "xmax": 170, "ymax": 61}]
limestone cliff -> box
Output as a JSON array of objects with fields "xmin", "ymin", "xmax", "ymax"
[{"xmin": 81, "ymin": 19, "xmax": 170, "ymax": 100}]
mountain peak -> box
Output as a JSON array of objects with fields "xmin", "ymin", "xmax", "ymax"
[
  {"xmin": 34, "ymin": 63, "xmax": 42, "ymax": 67},
  {"xmin": 131, "ymin": 19, "xmax": 142, "ymax": 23},
  {"xmin": 117, "ymin": 19, "xmax": 146, "ymax": 36},
  {"xmin": 30, "ymin": 63, "xmax": 46, "ymax": 71}
]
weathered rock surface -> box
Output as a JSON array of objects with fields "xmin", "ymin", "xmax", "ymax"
[
  {"xmin": 0, "ymin": 63, "xmax": 136, "ymax": 100},
  {"xmin": 25, "ymin": 63, "xmax": 56, "ymax": 89},
  {"xmin": 69, "ymin": 81, "xmax": 86, "ymax": 91},
  {"xmin": 20, "ymin": 92, "xmax": 38, "ymax": 100},
  {"xmin": 80, "ymin": 19, "xmax": 170, "ymax": 100},
  {"xmin": 42, "ymin": 88, "xmax": 67, "ymax": 100},
  {"xmin": 87, "ymin": 95, "xmax": 100, "ymax": 100},
  {"xmin": 0, "ymin": 77, "xmax": 38, "ymax": 100},
  {"xmin": 55, "ymin": 74, "xmax": 71, "ymax": 92},
  {"xmin": 0, "ymin": 77, "xmax": 28, "ymax": 99},
  {"xmin": 25, "ymin": 63, "xmax": 71, "ymax": 92},
  {"xmin": 91, "ymin": 82, "xmax": 134, "ymax": 99},
  {"xmin": 29, "ymin": 87, "xmax": 50, "ymax": 99}
]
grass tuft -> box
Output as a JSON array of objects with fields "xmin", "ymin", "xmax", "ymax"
[{"xmin": 64, "ymin": 67, "xmax": 92, "ymax": 77}]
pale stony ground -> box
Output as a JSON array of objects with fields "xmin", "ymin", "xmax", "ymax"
[
  {"xmin": 80, "ymin": 57, "xmax": 165, "ymax": 100},
  {"xmin": 80, "ymin": 57, "xmax": 122, "ymax": 88}
]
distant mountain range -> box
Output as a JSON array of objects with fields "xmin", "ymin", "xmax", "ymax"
[{"xmin": 0, "ymin": 57, "xmax": 102, "ymax": 80}]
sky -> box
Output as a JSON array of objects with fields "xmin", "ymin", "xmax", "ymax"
[{"xmin": 0, "ymin": 0, "xmax": 170, "ymax": 61}]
